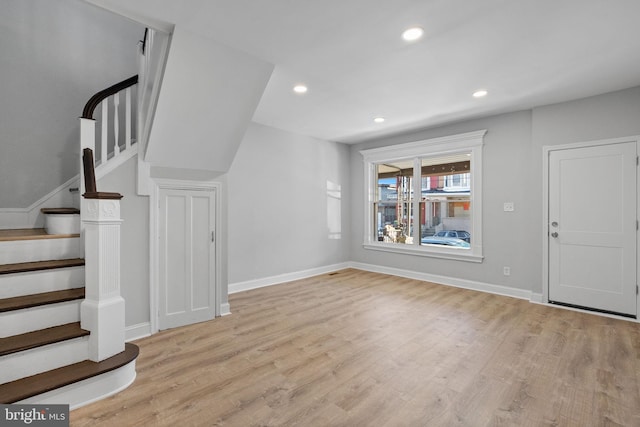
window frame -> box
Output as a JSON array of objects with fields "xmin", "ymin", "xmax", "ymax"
[{"xmin": 361, "ymin": 130, "xmax": 486, "ymax": 262}]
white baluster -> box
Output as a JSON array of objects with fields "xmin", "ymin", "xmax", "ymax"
[
  {"xmin": 113, "ymin": 93, "xmax": 120, "ymax": 156},
  {"xmin": 125, "ymin": 87, "xmax": 132, "ymax": 151},
  {"xmin": 101, "ymin": 99, "xmax": 108, "ymax": 165}
]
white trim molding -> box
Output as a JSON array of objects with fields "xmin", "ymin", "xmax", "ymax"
[
  {"xmin": 229, "ymin": 262, "xmax": 351, "ymax": 294},
  {"xmin": 149, "ymin": 178, "xmax": 223, "ymax": 334},
  {"xmin": 220, "ymin": 303, "xmax": 231, "ymax": 316},
  {"xmin": 125, "ymin": 322, "xmax": 152, "ymax": 342},
  {"xmin": 0, "ymin": 176, "xmax": 79, "ymax": 230},
  {"xmin": 228, "ymin": 261, "xmax": 531, "ymax": 301},
  {"xmin": 0, "ymin": 147, "xmax": 137, "ymax": 230},
  {"xmin": 360, "ymin": 130, "xmax": 486, "ymax": 262},
  {"xmin": 349, "ymin": 261, "xmax": 532, "ymax": 301}
]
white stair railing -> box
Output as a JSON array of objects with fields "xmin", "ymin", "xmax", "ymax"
[
  {"xmin": 80, "ymin": 75, "xmax": 138, "ymax": 188},
  {"xmin": 78, "ymin": 77, "xmax": 137, "ymax": 362}
]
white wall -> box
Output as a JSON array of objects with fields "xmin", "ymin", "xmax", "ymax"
[
  {"xmin": 350, "ymin": 86, "xmax": 640, "ymax": 298},
  {"xmin": 227, "ymin": 123, "xmax": 351, "ymax": 285},
  {"xmin": 145, "ymin": 27, "xmax": 274, "ymax": 173},
  {"xmin": 0, "ymin": 0, "xmax": 144, "ymax": 208}
]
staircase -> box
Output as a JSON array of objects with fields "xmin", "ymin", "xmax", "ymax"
[
  {"xmin": 0, "ymin": 75, "xmax": 142, "ymax": 408},
  {"xmin": 0, "ymin": 218, "xmax": 138, "ymax": 407}
]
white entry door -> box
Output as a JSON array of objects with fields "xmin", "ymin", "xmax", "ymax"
[
  {"xmin": 548, "ymin": 141, "xmax": 637, "ymax": 317},
  {"xmin": 159, "ymin": 186, "xmax": 216, "ymax": 330}
]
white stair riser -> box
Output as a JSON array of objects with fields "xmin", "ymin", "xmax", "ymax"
[
  {"xmin": 44, "ymin": 214, "xmax": 80, "ymax": 235},
  {"xmin": 0, "ymin": 336, "xmax": 89, "ymax": 384},
  {"xmin": 0, "ymin": 267, "xmax": 84, "ymax": 298},
  {"xmin": 0, "ymin": 238, "xmax": 80, "ymax": 264},
  {"xmin": 0, "ymin": 301, "xmax": 81, "ymax": 337}
]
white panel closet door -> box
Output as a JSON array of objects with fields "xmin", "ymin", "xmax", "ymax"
[{"xmin": 159, "ymin": 187, "xmax": 216, "ymax": 330}]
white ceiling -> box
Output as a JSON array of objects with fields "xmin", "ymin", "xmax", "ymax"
[{"xmin": 88, "ymin": 0, "xmax": 640, "ymax": 143}]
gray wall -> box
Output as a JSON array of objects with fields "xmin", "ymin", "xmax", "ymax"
[
  {"xmin": 56, "ymin": 85, "xmax": 640, "ymax": 328},
  {"xmin": 0, "ymin": 0, "xmax": 144, "ymax": 208},
  {"xmin": 528, "ymin": 86, "xmax": 640, "ymax": 294},
  {"xmin": 227, "ymin": 122, "xmax": 351, "ymax": 284},
  {"xmin": 38, "ymin": 86, "xmax": 639, "ymax": 329},
  {"xmin": 97, "ymin": 156, "xmax": 150, "ymax": 327},
  {"xmin": 350, "ymin": 86, "xmax": 640, "ymax": 296}
]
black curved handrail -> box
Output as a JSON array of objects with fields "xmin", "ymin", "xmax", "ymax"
[{"xmin": 82, "ymin": 75, "xmax": 138, "ymax": 119}]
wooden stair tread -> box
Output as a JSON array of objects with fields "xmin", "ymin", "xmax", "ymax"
[
  {"xmin": 0, "ymin": 342, "xmax": 139, "ymax": 403},
  {"xmin": 40, "ymin": 208, "xmax": 80, "ymax": 215},
  {"xmin": 0, "ymin": 258, "xmax": 85, "ymax": 275},
  {"xmin": 0, "ymin": 228, "xmax": 79, "ymax": 242},
  {"xmin": 0, "ymin": 322, "xmax": 89, "ymax": 357},
  {"xmin": 0, "ymin": 288, "xmax": 85, "ymax": 313}
]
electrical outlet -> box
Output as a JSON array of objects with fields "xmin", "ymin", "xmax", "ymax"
[
  {"xmin": 503, "ymin": 266, "xmax": 511, "ymax": 276},
  {"xmin": 503, "ymin": 202, "xmax": 514, "ymax": 212}
]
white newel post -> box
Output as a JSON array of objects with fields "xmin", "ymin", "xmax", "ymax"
[{"xmin": 81, "ymin": 197, "xmax": 125, "ymax": 362}]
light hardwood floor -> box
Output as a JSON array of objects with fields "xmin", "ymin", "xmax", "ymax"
[{"xmin": 71, "ymin": 269, "xmax": 640, "ymax": 426}]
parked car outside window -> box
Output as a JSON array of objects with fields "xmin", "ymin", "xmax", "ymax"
[
  {"xmin": 420, "ymin": 236, "xmax": 470, "ymax": 248},
  {"xmin": 433, "ymin": 230, "xmax": 471, "ymax": 243}
]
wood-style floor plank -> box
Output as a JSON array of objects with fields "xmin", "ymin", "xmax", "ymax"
[{"xmin": 70, "ymin": 269, "xmax": 640, "ymax": 426}]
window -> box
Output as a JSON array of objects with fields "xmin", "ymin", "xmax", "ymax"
[{"xmin": 361, "ymin": 130, "xmax": 485, "ymax": 262}]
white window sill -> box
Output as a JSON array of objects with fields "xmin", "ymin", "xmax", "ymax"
[{"xmin": 363, "ymin": 242, "xmax": 484, "ymax": 263}]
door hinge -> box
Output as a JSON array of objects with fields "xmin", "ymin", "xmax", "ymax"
[
  {"xmin": 211, "ymin": 231, "xmax": 215, "ymax": 243},
  {"xmin": 637, "ymin": 155, "xmax": 639, "ymax": 166},
  {"xmin": 637, "ymin": 284, "xmax": 638, "ymax": 295}
]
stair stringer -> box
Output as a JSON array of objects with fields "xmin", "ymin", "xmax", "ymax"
[{"xmin": 0, "ymin": 146, "xmax": 137, "ymax": 230}]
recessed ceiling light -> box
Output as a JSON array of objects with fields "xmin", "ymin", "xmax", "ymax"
[
  {"xmin": 402, "ymin": 27, "xmax": 424, "ymax": 42},
  {"xmin": 374, "ymin": 117, "xmax": 385, "ymax": 123},
  {"xmin": 293, "ymin": 84, "xmax": 308, "ymax": 94},
  {"xmin": 473, "ymin": 89, "xmax": 488, "ymax": 98}
]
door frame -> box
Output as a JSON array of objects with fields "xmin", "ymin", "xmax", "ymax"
[
  {"xmin": 149, "ymin": 178, "xmax": 222, "ymax": 334},
  {"xmin": 542, "ymin": 135, "xmax": 640, "ymax": 319}
]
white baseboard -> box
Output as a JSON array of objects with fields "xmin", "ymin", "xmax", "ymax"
[
  {"xmin": 125, "ymin": 322, "xmax": 151, "ymax": 342},
  {"xmin": 220, "ymin": 303, "xmax": 231, "ymax": 316},
  {"xmin": 229, "ymin": 262, "xmax": 351, "ymax": 294},
  {"xmin": 530, "ymin": 292, "xmax": 544, "ymax": 303},
  {"xmin": 348, "ymin": 261, "xmax": 533, "ymax": 301},
  {"xmin": 228, "ymin": 261, "xmax": 532, "ymax": 302}
]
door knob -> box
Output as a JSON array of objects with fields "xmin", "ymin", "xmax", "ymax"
[{"xmin": 551, "ymin": 232, "xmax": 558, "ymax": 238}]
